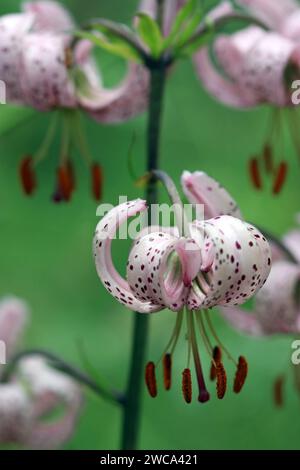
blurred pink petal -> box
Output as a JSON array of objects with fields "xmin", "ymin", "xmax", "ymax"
[
  {"xmin": 0, "ymin": 297, "xmax": 28, "ymax": 362},
  {"xmin": 221, "ymin": 306, "xmax": 264, "ymax": 336},
  {"xmin": 283, "ymin": 229, "xmax": 300, "ymax": 264},
  {"xmin": 236, "ymin": 0, "xmax": 298, "ymax": 29},
  {"xmin": 0, "ymin": 13, "xmax": 34, "ymax": 103},
  {"xmin": 18, "ymin": 357, "xmax": 83, "ymax": 449},
  {"xmin": 0, "ymin": 383, "xmax": 32, "ymax": 444},
  {"xmin": 23, "ymin": 0, "xmax": 74, "ymax": 33}
]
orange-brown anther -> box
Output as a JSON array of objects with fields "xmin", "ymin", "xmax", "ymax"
[
  {"xmin": 182, "ymin": 368, "xmax": 192, "ymax": 404},
  {"xmin": 210, "ymin": 346, "xmax": 222, "ymax": 381},
  {"xmin": 64, "ymin": 47, "xmax": 73, "ymax": 69},
  {"xmin": 263, "ymin": 144, "xmax": 273, "ymax": 173},
  {"xmin": 20, "ymin": 156, "xmax": 36, "ymax": 196},
  {"xmin": 249, "ymin": 157, "xmax": 262, "ymax": 190},
  {"xmin": 216, "ymin": 362, "xmax": 227, "ymax": 399},
  {"xmin": 272, "ymin": 162, "xmax": 288, "ymax": 195},
  {"xmin": 145, "ymin": 362, "xmax": 157, "ymax": 398},
  {"xmin": 274, "ymin": 375, "xmax": 284, "ymax": 407},
  {"xmin": 163, "ymin": 354, "xmax": 172, "ymax": 391},
  {"xmin": 67, "ymin": 160, "xmax": 76, "ymax": 193},
  {"xmin": 233, "ymin": 356, "xmax": 248, "ymax": 394},
  {"xmin": 91, "ymin": 163, "xmax": 103, "ymax": 201},
  {"xmin": 58, "ymin": 165, "xmax": 73, "ymax": 201}
]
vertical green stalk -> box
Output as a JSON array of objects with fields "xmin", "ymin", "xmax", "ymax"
[{"xmin": 120, "ymin": 65, "xmax": 167, "ymax": 450}]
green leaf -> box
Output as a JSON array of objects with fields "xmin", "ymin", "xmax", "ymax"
[
  {"xmin": 175, "ymin": 10, "xmax": 203, "ymax": 49},
  {"xmin": 0, "ymin": 105, "xmax": 36, "ymax": 137},
  {"xmin": 135, "ymin": 13, "xmax": 163, "ymax": 58},
  {"xmin": 163, "ymin": 0, "xmax": 198, "ymax": 50},
  {"xmin": 175, "ymin": 28, "xmax": 214, "ymax": 58},
  {"xmin": 75, "ymin": 30, "xmax": 141, "ymax": 63}
]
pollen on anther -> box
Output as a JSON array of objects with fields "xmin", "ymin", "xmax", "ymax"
[
  {"xmin": 216, "ymin": 362, "xmax": 227, "ymax": 399},
  {"xmin": 273, "ymin": 375, "xmax": 284, "ymax": 407},
  {"xmin": 145, "ymin": 362, "xmax": 157, "ymax": 398},
  {"xmin": 248, "ymin": 157, "xmax": 262, "ymax": 190},
  {"xmin": 182, "ymin": 368, "xmax": 192, "ymax": 404},
  {"xmin": 163, "ymin": 354, "xmax": 172, "ymax": 391},
  {"xmin": 233, "ymin": 356, "xmax": 248, "ymax": 394},
  {"xmin": 210, "ymin": 346, "xmax": 222, "ymax": 381}
]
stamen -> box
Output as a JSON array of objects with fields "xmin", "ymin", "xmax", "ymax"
[
  {"xmin": 233, "ymin": 356, "xmax": 248, "ymax": 394},
  {"xmin": 163, "ymin": 353, "xmax": 172, "ymax": 391},
  {"xmin": 248, "ymin": 157, "xmax": 262, "ymax": 190},
  {"xmin": 263, "ymin": 144, "xmax": 273, "ymax": 173},
  {"xmin": 204, "ymin": 311, "xmax": 237, "ymax": 365},
  {"xmin": 272, "ymin": 162, "xmax": 288, "ymax": 195},
  {"xmin": 210, "ymin": 346, "xmax": 222, "ymax": 381},
  {"xmin": 188, "ymin": 311, "xmax": 210, "ymax": 403},
  {"xmin": 273, "ymin": 375, "xmax": 284, "ymax": 407},
  {"xmin": 19, "ymin": 156, "xmax": 36, "ymax": 196},
  {"xmin": 182, "ymin": 368, "xmax": 192, "ymax": 404},
  {"xmin": 216, "ymin": 362, "xmax": 227, "ymax": 399},
  {"xmin": 91, "ymin": 163, "xmax": 103, "ymax": 201},
  {"xmin": 145, "ymin": 362, "xmax": 157, "ymax": 398},
  {"xmin": 157, "ymin": 310, "xmax": 184, "ymax": 367},
  {"xmin": 57, "ymin": 165, "xmax": 73, "ymax": 201}
]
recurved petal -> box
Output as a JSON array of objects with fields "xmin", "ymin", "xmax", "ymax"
[
  {"xmin": 254, "ymin": 261, "xmax": 300, "ymax": 334},
  {"xmin": 17, "ymin": 356, "xmax": 82, "ymax": 449},
  {"xmin": 0, "ymin": 13, "xmax": 34, "ymax": 103},
  {"xmin": 94, "ymin": 199, "xmax": 161, "ymax": 314},
  {"xmin": 127, "ymin": 233, "xmax": 201, "ymax": 311},
  {"xmin": 20, "ymin": 33, "xmax": 77, "ymax": 110},
  {"xmin": 187, "ymin": 215, "xmax": 272, "ymax": 310},
  {"xmin": 83, "ymin": 63, "xmax": 150, "ymax": 123},
  {"xmin": 0, "ymin": 297, "xmax": 28, "ymax": 361},
  {"xmin": 181, "ymin": 171, "xmax": 242, "ymax": 219},
  {"xmin": 193, "ymin": 47, "xmax": 260, "ymax": 108},
  {"xmin": 236, "ymin": 0, "xmax": 298, "ymax": 29},
  {"xmin": 23, "ymin": 1, "xmax": 75, "ymax": 33},
  {"xmin": 281, "ymin": 10, "xmax": 300, "ymax": 41}
]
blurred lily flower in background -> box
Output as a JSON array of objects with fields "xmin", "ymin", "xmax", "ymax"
[
  {"xmin": 94, "ymin": 170, "xmax": 271, "ymax": 404},
  {"xmin": 0, "ymin": 297, "xmax": 82, "ymax": 449},
  {"xmin": 0, "ymin": 0, "xmax": 151, "ymax": 202},
  {"xmin": 222, "ymin": 213, "xmax": 300, "ymax": 406},
  {"xmin": 194, "ymin": 0, "xmax": 300, "ymax": 195}
]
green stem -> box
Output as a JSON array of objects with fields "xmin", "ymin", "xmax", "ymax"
[
  {"xmin": 120, "ymin": 64, "xmax": 167, "ymax": 451},
  {"xmin": 2, "ymin": 349, "xmax": 123, "ymax": 406}
]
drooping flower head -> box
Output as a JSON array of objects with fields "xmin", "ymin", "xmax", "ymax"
[
  {"xmin": 194, "ymin": 0, "xmax": 300, "ymax": 195},
  {"xmin": 0, "ymin": 1, "xmax": 151, "ymax": 201},
  {"xmin": 0, "ymin": 296, "xmax": 82, "ymax": 448},
  {"xmin": 222, "ymin": 214, "xmax": 300, "ymax": 406},
  {"xmin": 93, "ymin": 169, "xmax": 271, "ymax": 403}
]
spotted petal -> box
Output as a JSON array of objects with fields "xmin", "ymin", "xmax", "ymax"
[
  {"xmin": 94, "ymin": 199, "xmax": 162, "ymax": 314},
  {"xmin": 181, "ymin": 171, "xmax": 242, "ymax": 219},
  {"xmin": 18, "ymin": 356, "xmax": 82, "ymax": 449},
  {"xmin": 0, "ymin": 13, "xmax": 34, "ymax": 103},
  {"xmin": 20, "ymin": 33, "xmax": 77, "ymax": 110},
  {"xmin": 254, "ymin": 261, "xmax": 300, "ymax": 334},
  {"xmin": 187, "ymin": 215, "xmax": 272, "ymax": 310},
  {"xmin": 127, "ymin": 232, "xmax": 201, "ymax": 311}
]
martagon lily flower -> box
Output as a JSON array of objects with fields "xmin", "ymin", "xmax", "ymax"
[
  {"xmin": 0, "ymin": 296, "xmax": 82, "ymax": 448},
  {"xmin": 0, "ymin": 1, "xmax": 150, "ymax": 202},
  {"xmin": 194, "ymin": 0, "xmax": 300, "ymax": 195},
  {"xmin": 221, "ymin": 215, "xmax": 300, "ymax": 406},
  {"xmin": 93, "ymin": 170, "xmax": 271, "ymax": 403}
]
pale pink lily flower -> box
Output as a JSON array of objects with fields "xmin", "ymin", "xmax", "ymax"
[
  {"xmin": 0, "ymin": 297, "xmax": 82, "ymax": 449},
  {"xmin": 0, "ymin": 1, "xmax": 150, "ymax": 201},
  {"xmin": 93, "ymin": 171, "xmax": 271, "ymax": 403},
  {"xmin": 222, "ymin": 218, "xmax": 300, "ymax": 405},
  {"xmin": 194, "ymin": 0, "xmax": 300, "ymax": 195}
]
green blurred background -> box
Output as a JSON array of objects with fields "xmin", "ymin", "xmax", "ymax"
[{"xmin": 0, "ymin": 0, "xmax": 299, "ymax": 450}]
